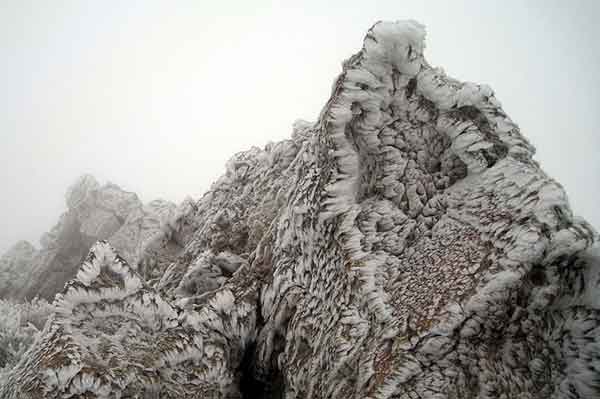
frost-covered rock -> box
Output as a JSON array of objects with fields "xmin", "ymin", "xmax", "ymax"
[
  {"xmin": 2, "ymin": 20, "xmax": 599, "ymax": 399},
  {"xmin": 0, "ymin": 176, "xmax": 190, "ymax": 302},
  {"xmin": 0, "ymin": 242, "xmax": 260, "ymax": 398}
]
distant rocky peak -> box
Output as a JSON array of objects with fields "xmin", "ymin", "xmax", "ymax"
[
  {"xmin": 0, "ymin": 175, "xmax": 191, "ymax": 301},
  {"xmin": 65, "ymin": 174, "xmax": 99, "ymax": 210}
]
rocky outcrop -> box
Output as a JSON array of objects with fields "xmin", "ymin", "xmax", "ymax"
[
  {"xmin": 1, "ymin": 20, "xmax": 599, "ymax": 398},
  {"xmin": 1, "ymin": 241, "xmax": 261, "ymax": 398},
  {"xmin": 0, "ymin": 175, "xmax": 193, "ymax": 301}
]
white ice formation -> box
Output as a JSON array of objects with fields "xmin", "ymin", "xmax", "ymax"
[{"xmin": 1, "ymin": 20, "xmax": 598, "ymax": 399}]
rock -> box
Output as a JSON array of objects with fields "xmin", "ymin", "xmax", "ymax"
[
  {"xmin": 1, "ymin": 20, "xmax": 599, "ymax": 399},
  {"xmin": 0, "ymin": 177, "xmax": 188, "ymax": 302},
  {"xmin": 0, "ymin": 242, "xmax": 261, "ymax": 398},
  {"xmin": 65, "ymin": 174, "xmax": 99, "ymax": 210}
]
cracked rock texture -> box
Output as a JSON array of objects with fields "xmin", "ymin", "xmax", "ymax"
[{"xmin": 1, "ymin": 20, "xmax": 599, "ymax": 399}]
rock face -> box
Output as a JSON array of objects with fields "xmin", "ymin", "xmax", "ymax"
[
  {"xmin": 0, "ymin": 175, "xmax": 192, "ymax": 302},
  {"xmin": 1, "ymin": 20, "xmax": 599, "ymax": 398},
  {"xmin": 0, "ymin": 241, "xmax": 260, "ymax": 398}
]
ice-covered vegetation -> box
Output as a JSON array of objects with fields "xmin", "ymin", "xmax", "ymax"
[{"xmin": 0, "ymin": 299, "xmax": 54, "ymax": 384}]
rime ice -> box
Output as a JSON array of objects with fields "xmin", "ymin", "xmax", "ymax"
[{"xmin": 1, "ymin": 20, "xmax": 599, "ymax": 399}]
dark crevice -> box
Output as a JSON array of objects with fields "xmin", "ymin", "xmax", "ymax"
[
  {"xmin": 406, "ymin": 77, "xmax": 417, "ymax": 98},
  {"xmin": 239, "ymin": 341, "xmax": 285, "ymax": 399},
  {"xmin": 527, "ymin": 265, "xmax": 548, "ymax": 287},
  {"xmin": 238, "ymin": 293, "xmax": 285, "ymax": 398}
]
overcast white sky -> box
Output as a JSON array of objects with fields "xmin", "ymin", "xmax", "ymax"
[{"xmin": 1, "ymin": 0, "xmax": 598, "ymax": 254}]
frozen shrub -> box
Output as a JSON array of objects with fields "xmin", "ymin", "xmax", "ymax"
[{"xmin": 0, "ymin": 298, "xmax": 54, "ymax": 384}]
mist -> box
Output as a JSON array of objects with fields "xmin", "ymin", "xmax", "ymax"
[{"xmin": 1, "ymin": 0, "xmax": 599, "ymax": 255}]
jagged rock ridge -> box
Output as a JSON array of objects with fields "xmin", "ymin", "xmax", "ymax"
[
  {"xmin": 1, "ymin": 20, "xmax": 599, "ymax": 399},
  {"xmin": 0, "ymin": 174, "xmax": 194, "ymax": 301}
]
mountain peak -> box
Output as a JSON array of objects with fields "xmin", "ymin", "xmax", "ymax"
[{"xmin": 1, "ymin": 20, "xmax": 599, "ymax": 399}]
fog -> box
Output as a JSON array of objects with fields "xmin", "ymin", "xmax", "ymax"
[{"xmin": 1, "ymin": 0, "xmax": 599, "ymax": 255}]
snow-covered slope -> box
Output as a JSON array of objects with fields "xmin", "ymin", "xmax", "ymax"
[{"xmin": 1, "ymin": 20, "xmax": 599, "ymax": 398}]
